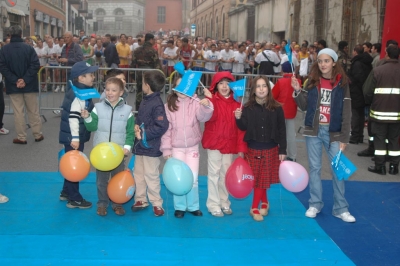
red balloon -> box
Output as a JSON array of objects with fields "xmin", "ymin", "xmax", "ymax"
[
  {"xmin": 107, "ymin": 170, "xmax": 135, "ymax": 204},
  {"xmin": 225, "ymin": 157, "xmax": 255, "ymax": 199},
  {"xmin": 59, "ymin": 150, "xmax": 90, "ymax": 182}
]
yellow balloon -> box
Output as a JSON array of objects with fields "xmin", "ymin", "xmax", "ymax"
[{"xmin": 90, "ymin": 142, "xmax": 124, "ymax": 171}]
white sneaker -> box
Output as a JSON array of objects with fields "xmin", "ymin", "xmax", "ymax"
[
  {"xmin": 53, "ymin": 110, "xmax": 61, "ymax": 115},
  {"xmin": 0, "ymin": 194, "xmax": 9, "ymax": 203},
  {"xmin": 334, "ymin": 212, "xmax": 356, "ymax": 223},
  {"xmin": 222, "ymin": 206, "xmax": 233, "ymax": 215},
  {"xmin": 210, "ymin": 210, "xmax": 224, "ymax": 217},
  {"xmin": 305, "ymin": 207, "xmax": 320, "ymax": 218},
  {"xmin": 61, "ymin": 85, "xmax": 65, "ymax": 92},
  {"xmin": 54, "ymin": 86, "xmax": 60, "ymax": 93},
  {"xmin": 0, "ymin": 127, "xmax": 9, "ymax": 135}
]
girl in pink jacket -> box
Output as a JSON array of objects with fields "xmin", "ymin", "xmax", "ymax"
[{"xmin": 161, "ymin": 78, "xmax": 213, "ymax": 218}]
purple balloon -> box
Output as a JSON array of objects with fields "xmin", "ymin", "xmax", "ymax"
[{"xmin": 279, "ymin": 161, "xmax": 309, "ymax": 192}]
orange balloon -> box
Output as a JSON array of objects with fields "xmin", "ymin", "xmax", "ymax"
[
  {"xmin": 59, "ymin": 150, "xmax": 91, "ymax": 182},
  {"xmin": 107, "ymin": 170, "xmax": 135, "ymax": 204}
]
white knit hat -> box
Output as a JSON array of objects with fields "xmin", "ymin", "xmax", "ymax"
[{"xmin": 318, "ymin": 48, "xmax": 338, "ymax": 62}]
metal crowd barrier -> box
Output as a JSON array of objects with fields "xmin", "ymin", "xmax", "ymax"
[
  {"xmin": 36, "ymin": 65, "xmax": 282, "ymax": 121},
  {"xmin": 37, "ymin": 66, "xmax": 166, "ymax": 120}
]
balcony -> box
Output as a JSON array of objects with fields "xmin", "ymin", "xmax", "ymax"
[{"xmin": 78, "ymin": 1, "xmax": 88, "ymax": 14}]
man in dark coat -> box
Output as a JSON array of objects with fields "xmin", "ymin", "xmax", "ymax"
[
  {"xmin": 348, "ymin": 44, "xmax": 372, "ymax": 144},
  {"xmin": 130, "ymin": 33, "xmax": 162, "ymax": 110},
  {"xmin": 0, "ymin": 25, "xmax": 44, "ymax": 144},
  {"xmin": 104, "ymin": 35, "xmax": 120, "ymax": 68}
]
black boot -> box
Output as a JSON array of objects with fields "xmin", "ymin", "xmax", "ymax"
[
  {"xmin": 357, "ymin": 140, "xmax": 374, "ymax": 157},
  {"xmin": 368, "ymin": 165, "xmax": 386, "ymax": 175},
  {"xmin": 389, "ymin": 164, "xmax": 399, "ymax": 175}
]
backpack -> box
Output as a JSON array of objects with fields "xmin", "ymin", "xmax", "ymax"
[{"xmin": 259, "ymin": 51, "xmax": 280, "ymax": 75}]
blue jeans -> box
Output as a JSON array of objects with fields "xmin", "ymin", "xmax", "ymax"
[{"xmin": 305, "ymin": 125, "xmax": 349, "ymax": 215}]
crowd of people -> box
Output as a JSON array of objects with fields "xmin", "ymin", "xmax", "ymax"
[{"xmin": 0, "ymin": 25, "xmax": 399, "ymax": 225}]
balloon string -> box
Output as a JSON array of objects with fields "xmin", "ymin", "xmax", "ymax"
[{"xmin": 279, "ymin": 185, "xmax": 285, "ymax": 218}]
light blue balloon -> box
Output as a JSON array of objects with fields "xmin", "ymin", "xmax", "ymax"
[{"xmin": 162, "ymin": 158, "xmax": 194, "ymax": 196}]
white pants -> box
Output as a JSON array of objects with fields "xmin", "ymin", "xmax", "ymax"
[{"xmin": 206, "ymin": 149, "xmax": 233, "ymax": 212}]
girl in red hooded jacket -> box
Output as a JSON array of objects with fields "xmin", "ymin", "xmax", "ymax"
[{"xmin": 202, "ymin": 72, "xmax": 247, "ymax": 217}]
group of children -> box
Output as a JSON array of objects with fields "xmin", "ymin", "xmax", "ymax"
[{"xmin": 59, "ymin": 48, "xmax": 355, "ymax": 223}]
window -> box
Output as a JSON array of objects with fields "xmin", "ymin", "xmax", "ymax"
[
  {"xmin": 157, "ymin": 6, "xmax": 166, "ymax": 23},
  {"xmin": 116, "ymin": 18, "xmax": 123, "ymax": 30},
  {"xmin": 98, "ymin": 19, "xmax": 104, "ymax": 30},
  {"xmin": 114, "ymin": 8, "xmax": 125, "ymax": 16},
  {"xmin": 96, "ymin": 8, "xmax": 106, "ymax": 16}
]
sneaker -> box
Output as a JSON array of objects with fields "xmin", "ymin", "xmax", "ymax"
[
  {"xmin": 53, "ymin": 110, "xmax": 61, "ymax": 115},
  {"xmin": 59, "ymin": 191, "xmax": 68, "ymax": 201},
  {"xmin": 222, "ymin": 206, "xmax": 233, "ymax": 215},
  {"xmin": 153, "ymin": 206, "xmax": 165, "ymax": 216},
  {"xmin": 210, "ymin": 210, "xmax": 224, "ymax": 217},
  {"xmin": 54, "ymin": 86, "xmax": 60, "ymax": 93},
  {"xmin": 61, "ymin": 85, "xmax": 65, "ymax": 92},
  {"xmin": 305, "ymin": 207, "xmax": 320, "ymax": 218},
  {"xmin": 334, "ymin": 212, "xmax": 356, "ymax": 223},
  {"xmin": 131, "ymin": 201, "xmax": 149, "ymax": 212},
  {"xmin": 0, "ymin": 193, "xmax": 9, "ymax": 203},
  {"xmin": 0, "ymin": 127, "xmax": 9, "ymax": 135},
  {"xmin": 66, "ymin": 199, "xmax": 92, "ymax": 209}
]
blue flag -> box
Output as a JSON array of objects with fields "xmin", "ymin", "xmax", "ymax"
[
  {"xmin": 69, "ymin": 80, "xmax": 101, "ymax": 101},
  {"xmin": 174, "ymin": 61, "xmax": 186, "ymax": 75},
  {"xmin": 139, "ymin": 123, "xmax": 152, "ymax": 149},
  {"xmin": 229, "ymin": 78, "xmax": 246, "ymax": 102},
  {"xmin": 172, "ymin": 70, "xmax": 202, "ymax": 97},
  {"xmin": 285, "ymin": 40, "xmax": 292, "ymax": 65}
]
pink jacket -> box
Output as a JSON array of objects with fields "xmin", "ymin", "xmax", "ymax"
[{"xmin": 161, "ymin": 95, "xmax": 214, "ymax": 157}]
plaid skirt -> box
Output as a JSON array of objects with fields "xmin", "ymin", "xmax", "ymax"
[{"xmin": 245, "ymin": 146, "xmax": 280, "ymax": 189}]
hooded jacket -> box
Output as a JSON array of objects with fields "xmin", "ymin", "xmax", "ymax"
[
  {"xmin": 348, "ymin": 52, "xmax": 373, "ymax": 108},
  {"xmin": 201, "ymin": 72, "xmax": 247, "ymax": 154},
  {"xmin": 160, "ymin": 95, "xmax": 214, "ymax": 157},
  {"xmin": 272, "ymin": 74, "xmax": 300, "ymax": 119}
]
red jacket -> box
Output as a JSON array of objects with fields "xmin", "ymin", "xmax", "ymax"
[
  {"xmin": 202, "ymin": 72, "xmax": 247, "ymax": 154},
  {"xmin": 272, "ymin": 74, "xmax": 300, "ymax": 119}
]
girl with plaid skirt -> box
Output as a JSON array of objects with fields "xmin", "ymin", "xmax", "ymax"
[{"xmin": 235, "ymin": 76, "xmax": 287, "ymax": 222}]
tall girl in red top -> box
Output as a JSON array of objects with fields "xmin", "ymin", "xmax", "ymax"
[
  {"xmin": 235, "ymin": 76, "xmax": 287, "ymax": 222},
  {"xmin": 202, "ymin": 72, "xmax": 247, "ymax": 217}
]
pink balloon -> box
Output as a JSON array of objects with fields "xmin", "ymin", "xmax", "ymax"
[
  {"xmin": 225, "ymin": 157, "xmax": 255, "ymax": 199},
  {"xmin": 279, "ymin": 161, "xmax": 309, "ymax": 192}
]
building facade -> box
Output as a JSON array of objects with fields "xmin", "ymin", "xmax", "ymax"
[
  {"xmin": 0, "ymin": 0, "xmax": 30, "ymax": 39},
  {"xmin": 145, "ymin": 0, "xmax": 183, "ymax": 33},
  {"xmin": 89, "ymin": 0, "xmax": 144, "ymax": 36},
  {"xmin": 190, "ymin": 0, "xmax": 233, "ymax": 40},
  {"xmin": 30, "ymin": 0, "xmax": 65, "ymax": 38},
  {"xmin": 228, "ymin": 0, "xmax": 389, "ymax": 50}
]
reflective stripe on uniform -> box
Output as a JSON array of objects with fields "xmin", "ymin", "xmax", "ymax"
[
  {"xmin": 374, "ymin": 88, "xmax": 400, "ymax": 94},
  {"xmin": 370, "ymin": 109, "xmax": 400, "ymax": 121},
  {"xmin": 370, "ymin": 110, "xmax": 400, "ymax": 117},
  {"xmin": 388, "ymin": 151, "xmax": 400, "ymax": 156},
  {"xmin": 375, "ymin": 150, "xmax": 387, "ymax": 155}
]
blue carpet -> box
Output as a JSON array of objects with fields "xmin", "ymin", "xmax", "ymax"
[
  {"xmin": 0, "ymin": 172, "xmax": 353, "ymax": 265},
  {"xmin": 295, "ymin": 180, "xmax": 400, "ymax": 266}
]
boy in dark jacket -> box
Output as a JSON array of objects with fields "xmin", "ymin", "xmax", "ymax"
[
  {"xmin": 58, "ymin": 61, "xmax": 99, "ymax": 209},
  {"xmin": 131, "ymin": 70, "xmax": 169, "ymax": 216}
]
